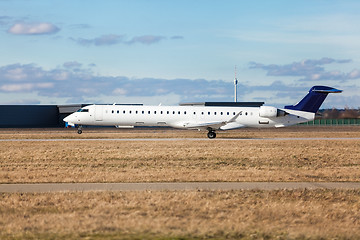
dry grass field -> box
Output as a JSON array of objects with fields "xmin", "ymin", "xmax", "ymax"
[
  {"xmin": 0, "ymin": 126, "xmax": 359, "ymax": 183},
  {"xmin": 1, "ymin": 190, "xmax": 360, "ymax": 239},
  {"xmin": 1, "ymin": 126, "xmax": 360, "ymax": 239}
]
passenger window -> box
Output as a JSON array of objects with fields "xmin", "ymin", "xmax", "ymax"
[
  {"xmin": 167, "ymin": 111, "xmax": 169, "ymax": 114},
  {"xmin": 201, "ymin": 112, "xmax": 204, "ymax": 115},
  {"xmin": 193, "ymin": 112, "xmax": 196, "ymax": 115},
  {"xmin": 160, "ymin": 111, "xmax": 163, "ymax": 114},
  {"xmin": 142, "ymin": 111, "xmax": 144, "ymax": 114},
  {"xmin": 173, "ymin": 111, "xmax": 175, "ymax": 114},
  {"xmin": 208, "ymin": 112, "xmax": 210, "ymax": 115},
  {"xmin": 214, "ymin": 112, "xmax": 217, "ymax": 115},
  {"xmin": 184, "ymin": 111, "xmax": 186, "ymax": 115},
  {"xmin": 112, "ymin": 110, "xmax": 114, "ymax": 114},
  {"xmin": 178, "ymin": 111, "xmax": 180, "ymax": 114},
  {"xmin": 154, "ymin": 111, "xmax": 157, "ymax": 114},
  {"xmin": 245, "ymin": 112, "xmax": 248, "ymax": 116},
  {"xmin": 227, "ymin": 112, "xmax": 229, "ymax": 115},
  {"xmin": 220, "ymin": 112, "xmax": 223, "ymax": 115},
  {"xmin": 148, "ymin": 111, "xmax": 151, "ymax": 114},
  {"xmin": 233, "ymin": 112, "xmax": 235, "ymax": 115}
]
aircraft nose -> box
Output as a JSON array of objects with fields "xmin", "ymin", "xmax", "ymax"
[{"xmin": 63, "ymin": 114, "xmax": 76, "ymax": 123}]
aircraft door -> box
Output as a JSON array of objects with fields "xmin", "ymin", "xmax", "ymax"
[{"xmin": 94, "ymin": 105, "xmax": 103, "ymax": 121}]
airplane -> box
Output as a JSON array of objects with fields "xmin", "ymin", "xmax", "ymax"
[{"xmin": 63, "ymin": 85, "xmax": 342, "ymax": 138}]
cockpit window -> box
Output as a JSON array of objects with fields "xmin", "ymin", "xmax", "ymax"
[{"xmin": 77, "ymin": 108, "xmax": 89, "ymax": 112}]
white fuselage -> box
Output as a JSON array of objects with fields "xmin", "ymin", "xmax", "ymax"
[{"xmin": 64, "ymin": 104, "xmax": 314, "ymax": 130}]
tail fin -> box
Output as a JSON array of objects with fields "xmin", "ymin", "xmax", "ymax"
[{"xmin": 284, "ymin": 86, "xmax": 342, "ymax": 113}]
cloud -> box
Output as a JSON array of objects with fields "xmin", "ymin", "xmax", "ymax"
[
  {"xmin": 72, "ymin": 34, "xmax": 180, "ymax": 46},
  {"xmin": 93, "ymin": 34, "xmax": 125, "ymax": 46},
  {"xmin": 0, "ymin": 63, "xmax": 233, "ymax": 101},
  {"xmin": 7, "ymin": 22, "xmax": 60, "ymax": 35},
  {"xmin": 0, "ymin": 16, "xmax": 12, "ymax": 26},
  {"xmin": 0, "ymin": 64, "xmax": 45, "ymax": 81},
  {"xmin": 0, "ymin": 61, "xmax": 356, "ymax": 108},
  {"xmin": 249, "ymin": 57, "xmax": 358, "ymax": 82},
  {"xmin": 3, "ymin": 99, "xmax": 41, "ymax": 105},
  {"xmin": 348, "ymin": 69, "xmax": 360, "ymax": 79},
  {"xmin": 171, "ymin": 35, "xmax": 184, "ymax": 40},
  {"xmin": 127, "ymin": 35, "xmax": 165, "ymax": 45},
  {"xmin": 63, "ymin": 61, "xmax": 82, "ymax": 69},
  {"xmin": 0, "ymin": 82, "xmax": 53, "ymax": 92},
  {"xmin": 73, "ymin": 34, "xmax": 126, "ymax": 46},
  {"xmin": 69, "ymin": 24, "xmax": 91, "ymax": 29},
  {"xmin": 0, "ymin": 62, "xmax": 314, "ymax": 105},
  {"xmin": 70, "ymin": 34, "xmax": 125, "ymax": 46}
]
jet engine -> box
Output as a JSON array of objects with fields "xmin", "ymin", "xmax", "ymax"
[{"xmin": 259, "ymin": 106, "xmax": 287, "ymax": 118}]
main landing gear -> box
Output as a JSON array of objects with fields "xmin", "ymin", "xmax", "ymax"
[{"xmin": 207, "ymin": 130, "xmax": 216, "ymax": 139}]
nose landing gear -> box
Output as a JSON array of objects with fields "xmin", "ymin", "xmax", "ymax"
[{"xmin": 77, "ymin": 126, "xmax": 82, "ymax": 134}]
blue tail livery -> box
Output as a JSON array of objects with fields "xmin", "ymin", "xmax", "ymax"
[{"xmin": 284, "ymin": 86, "xmax": 342, "ymax": 113}]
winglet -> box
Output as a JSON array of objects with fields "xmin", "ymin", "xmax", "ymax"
[
  {"xmin": 228, "ymin": 111, "xmax": 242, "ymax": 123},
  {"xmin": 284, "ymin": 86, "xmax": 342, "ymax": 113}
]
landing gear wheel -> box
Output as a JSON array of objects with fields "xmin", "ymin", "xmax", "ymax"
[
  {"xmin": 207, "ymin": 131, "xmax": 216, "ymax": 139},
  {"xmin": 77, "ymin": 129, "xmax": 82, "ymax": 134}
]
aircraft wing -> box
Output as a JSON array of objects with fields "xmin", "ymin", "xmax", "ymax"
[
  {"xmin": 182, "ymin": 121, "xmax": 228, "ymax": 130},
  {"xmin": 175, "ymin": 112, "xmax": 243, "ymax": 130}
]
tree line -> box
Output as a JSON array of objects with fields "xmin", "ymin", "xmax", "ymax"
[{"xmin": 318, "ymin": 108, "xmax": 360, "ymax": 119}]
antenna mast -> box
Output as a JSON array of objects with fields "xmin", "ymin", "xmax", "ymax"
[{"xmin": 234, "ymin": 65, "xmax": 238, "ymax": 102}]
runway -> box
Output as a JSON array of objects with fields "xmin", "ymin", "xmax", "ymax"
[
  {"xmin": 1, "ymin": 182, "xmax": 360, "ymax": 193},
  {"xmin": 0, "ymin": 137, "xmax": 360, "ymax": 142}
]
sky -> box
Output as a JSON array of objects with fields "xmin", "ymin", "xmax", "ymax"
[{"xmin": 0, "ymin": 0, "xmax": 360, "ymax": 108}]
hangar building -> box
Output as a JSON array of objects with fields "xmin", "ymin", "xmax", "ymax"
[{"xmin": 0, "ymin": 104, "xmax": 88, "ymax": 128}]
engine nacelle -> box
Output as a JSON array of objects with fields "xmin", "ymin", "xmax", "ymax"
[{"xmin": 259, "ymin": 106, "xmax": 287, "ymax": 118}]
